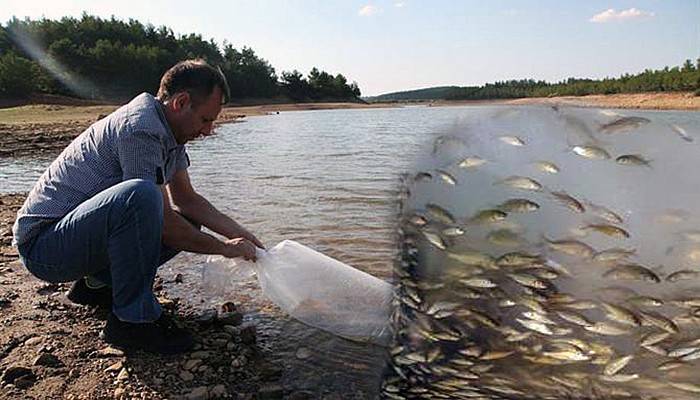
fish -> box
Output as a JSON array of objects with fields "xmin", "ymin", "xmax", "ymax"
[
  {"xmin": 516, "ymin": 318, "xmax": 553, "ymax": 335},
  {"xmin": 533, "ymin": 161, "xmax": 560, "ymax": 174},
  {"xmin": 487, "ymin": 229, "xmax": 523, "ymax": 247},
  {"xmin": 572, "ymin": 145, "xmax": 611, "ymax": 160},
  {"xmin": 458, "ymin": 156, "xmax": 487, "ymax": 169},
  {"xmin": 604, "ymin": 355, "xmax": 634, "ymax": 375},
  {"xmin": 603, "ymin": 264, "xmax": 661, "ymax": 283},
  {"xmin": 601, "ymin": 303, "xmax": 641, "ymax": 326},
  {"xmin": 459, "ymin": 277, "xmax": 498, "ymax": 288},
  {"xmin": 586, "ymin": 202, "xmax": 625, "ymax": 224},
  {"xmin": 425, "ymin": 203, "xmax": 456, "ymax": 224},
  {"xmin": 670, "ymin": 123, "xmax": 693, "ymax": 142},
  {"xmin": 550, "ymin": 191, "xmax": 585, "ymax": 213},
  {"xmin": 499, "ymin": 135, "xmax": 525, "ymax": 146},
  {"xmin": 582, "ymin": 224, "xmax": 630, "ymax": 239},
  {"xmin": 615, "ymin": 154, "xmax": 652, "ymax": 167},
  {"xmin": 498, "ymin": 198, "xmax": 540, "ymax": 213},
  {"xmin": 543, "ymin": 237, "xmax": 595, "ymax": 258},
  {"xmin": 599, "ymin": 116, "xmax": 651, "ymax": 133},
  {"xmin": 593, "ymin": 248, "xmax": 636, "ymax": 263},
  {"xmin": 584, "ymin": 322, "xmax": 631, "ymax": 336},
  {"xmin": 495, "ymin": 176, "xmax": 543, "ymax": 191},
  {"xmin": 446, "ymin": 251, "xmax": 496, "ymax": 268},
  {"xmin": 470, "ymin": 209, "xmax": 508, "ymax": 224},
  {"xmin": 668, "ymin": 382, "xmax": 700, "ymax": 394},
  {"xmin": 496, "ymin": 252, "xmax": 543, "ymax": 268},
  {"xmin": 421, "ymin": 230, "xmax": 447, "ymax": 250},
  {"xmin": 436, "ymin": 169, "xmax": 457, "ymax": 185},
  {"xmin": 666, "ymin": 270, "xmax": 700, "ymax": 282}
]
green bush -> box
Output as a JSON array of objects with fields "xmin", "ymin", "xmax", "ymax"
[{"xmin": 0, "ymin": 52, "xmax": 38, "ymax": 97}]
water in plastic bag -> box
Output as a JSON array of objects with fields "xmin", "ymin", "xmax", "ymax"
[
  {"xmin": 383, "ymin": 107, "xmax": 700, "ymax": 399},
  {"xmin": 205, "ymin": 240, "xmax": 394, "ymax": 346}
]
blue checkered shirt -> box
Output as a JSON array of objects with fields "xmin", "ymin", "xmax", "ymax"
[{"xmin": 13, "ymin": 93, "xmax": 189, "ymax": 247}]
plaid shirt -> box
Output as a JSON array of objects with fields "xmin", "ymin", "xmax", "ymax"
[{"xmin": 13, "ymin": 93, "xmax": 189, "ymax": 247}]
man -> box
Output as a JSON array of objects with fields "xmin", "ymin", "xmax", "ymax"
[{"xmin": 12, "ymin": 59, "xmax": 263, "ymax": 354}]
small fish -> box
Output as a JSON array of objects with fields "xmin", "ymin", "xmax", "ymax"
[
  {"xmin": 436, "ymin": 169, "xmax": 457, "ymax": 185},
  {"xmin": 498, "ymin": 198, "xmax": 540, "ymax": 213},
  {"xmin": 441, "ymin": 226, "xmax": 465, "ymax": 238},
  {"xmin": 459, "ymin": 277, "xmax": 498, "ymax": 288},
  {"xmin": 671, "ymin": 123, "xmax": 693, "ymax": 142},
  {"xmin": 657, "ymin": 360, "xmax": 686, "ymax": 371},
  {"xmin": 604, "ymin": 355, "xmax": 634, "ymax": 375},
  {"xmin": 497, "ymin": 252, "xmax": 543, "ymax": 267},
  {"xmin": 666, "ymin": 269, "xmax": 700, "ymax": 282},
  {"xmin": 422, "ymin": 230, "xmax": 447, "ymax": 250},
  {"xmin": 556, "ymin": 311, "xmax": 592, "ymax": 327},
  {"xmin": 600, "ymin": 116, "xmax": 651, "ymax": 133},
  {"xmin": 425, "ymin": 203, "xmax": 456, "ymax": 224},
  {"xmin": 668, "ymin": 382, "xmax": 700, "ymax": 394},
  {"xmin": 601, "ymin": 303, "xmax": 641, "ymax": 326},
  {"xmin": 582, "ymin": 224, "xmax": 630, "ymax": 239},
  {"xmin": 499, "ymin": 135, "xmax": 525, "ymax": 146},
  {"xmin": 487, "ymin": 229, "xmax": 522, "ymax": 247},
  {"xmin": 640, "ymin": 331, "xmax": 671, "ymax": 346},
  {"xmin": 414, "ymin": 171, "xmax": 432, "ymax": 182},
  {"xmin": 599, "ymin": 374, "xmax": 639, "ymax": 383},
  {"xmin": 470, "ymin": 209, "xmax": 508, "ymax": 224},
  {"xmin": 587, "ymin": 202, "xmax": 624, "ymax": 224},
  {"xmin": 533, "ymin": 161, "xmax": 559, "ymax": 174},
  {"xmin": 446, "ymin": 251, "xmax": 496, "ymax": 268},
  {"xmin": 639, "ymin": 311, "xmax": 679, "ymax": 333},
  {"xmin": 516, "ymin": 318, "xmax": 553, "ymax": 335},
  {"xmin": 432, "ymin": 135, "xmax": 465, "ymax": 154},
  {"xmin": 550, "ymin": 191, "xmax": 585, "ymax": 213},
  {"xmin": 572, "ymin": 145, "xmax": 611, "ymax": 160},
  {"xmin": 495, "ymin": 176, "xmax": 543, "ymax": 191},
  {"xmin": 626, "ymin": 295, "xmax": 663, "ymax": 308},
  {"xmin": 584, "ymin": 322, "xmax": 630, "ymax": 336},
  {"xmin": 407, "ymin": 213, "xmax": 428, "ymax": 227},
  {"xmin": 544, "ymin": 237, "xmax": 595, "ymax": 258},
  {"xmin": 603, "ymin": 264, "xmax": 661, "ymax": 283},
  {"xmin": 458, "ymin": 156, "xmax": 487, "ymax": 169},
  {"xmin": 615, "ymin": 154, "xmax": 651, "ymax": 167},
  {"xmin": 593, "ymin": 248, "xmax": 636, "ymax": 263},
  {"xmin": 508, "ymin": 273, "xmax": 548, "ymax": 290}
]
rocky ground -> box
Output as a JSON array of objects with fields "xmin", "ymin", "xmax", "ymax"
[{"xmin": 0, "ymin": 193, "xmax": 302, "ymax": 400}]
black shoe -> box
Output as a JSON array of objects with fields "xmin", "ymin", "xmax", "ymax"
[
  {"xmin": 66, "ymin": 278, "xmax": 112, "ymax": 308},
  {"xmin": 100, "ymin": 312, "xmax": 194, "ymax": 355}
]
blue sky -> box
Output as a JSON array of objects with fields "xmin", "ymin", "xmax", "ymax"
[{"xmin": 1, "ymin": 0, "xmax": 698, "ymax": 95}]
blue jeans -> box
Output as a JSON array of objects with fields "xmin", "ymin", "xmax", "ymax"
[{"xmin": 18, "ymin": 179, "xmax": 180, "ymax": 323}]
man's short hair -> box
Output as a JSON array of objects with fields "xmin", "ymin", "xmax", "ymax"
[{"xmin": 157, "ymin": 59, "xmax": 231, "ymax": 106}]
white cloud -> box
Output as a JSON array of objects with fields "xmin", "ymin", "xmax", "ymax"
[
  {"xmin": 394, "ymin": 2, "xmax": 405, "ymax": 7},
  {"xmin": 590, "ymin": 8, "xmax": 654, "ymax": 23},
  {"xmin": 358, "ymin": 4, "xmax": 379, "ymax": 16}
]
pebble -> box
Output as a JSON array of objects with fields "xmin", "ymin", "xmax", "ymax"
[
  {"xmin": 13, "ymin": 374, "xmax": 36, "ymax": 389},
  {"xmin": 24, "ymin": 337, "xmax": 42, "ymax": 346},
  {"xmin": 220, "ymin": 301, "xmax": 236, "ymax": 313},
  {"xmin": 185, "ymin": 386, "xmax": 208, "ymax": 400},
  {"xmin": 210, "ymin": 338, "xmax": 228, "ymax": 348},
  {"xmin": 239, "ymin": 323, "xmax": 257, "ymax": 345},
  {"xmin": 179, "ymin": 370, "xmax": 194, "ymax": 382},
  {"xmin": 189, "ymin": 351, "xmax": 211, "ymax": 360},
  {"xmin": 97, "ymin": 347, "xmax": 125, "ymax": 357},
  {"xmin": 105, "ymin": 361, "xmax": 123, "ymax": 373},
  {"xmin": 230, "ymin": 356, "xmax": 247, "ymax": 368},
  {"xmin": 195, "ymin": 310, "xmax": 217, "ymax": 325},
  {"xmin": 257, "ymin": 383, "xmax": 284, "ymax": 399},
  {"xmin": 183, "ymin": 359, "xmax": 202, "ymax": 371},
  {"xmin": 33, "ymin": 353, "xmax": 63, "ymax": 367},
  {"xmin": 295, "ymin": 347, "xmax": 311, "ymax": 360},
  {"xmin": 113, "ymin": 387, "xmax": 126, "ymax": 399},
  {"xmin": 209, "ymin": 384, "xmax": 226, "ymax": 397},
  {"xmin": 116, "ymin": 368, "xmax": 129, "ymax": 381}
]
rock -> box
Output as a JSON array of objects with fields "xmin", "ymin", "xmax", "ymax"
[
  {"xmin": 257, "ymin": 383, "xmax": 284, "ymax": 400},
  {"xmin": 258, "ymin": 362, "xmax": 283, "ymax": 380},
  {"xmin": 239, "ymin": 323, "xmax": 257, "ymax": 345},
  {"xmin": 24, "ymin": 337, "xmax": 42, "ymax": 346},
  {"xmin": 295, "ymin": 347, "xmax": 311, "ymax": 360},
  {"xmin": 1, "ymin": 365, "xmax": 33, "ymax": 384},
  {"xmin": 113, "ymin": 387, "xmax": 127, "ymax": 399},
  {"xmin": 226, "ymin": 342, "xmax": 236, "ymax": 351},
  {"xmin": 185, "ymin": 386, "xmax": 208, "ymax": 400},
  {"xmin": 98, "ymin": 347, "xmax": 125, "ymax": 357},
  {"xmin": 179, "ymin": 370, "xmax": 194, "ymax": 382},
  {"xmin": 209, "ymin": 384, "xmax": 226, "ymax": 397},
  {"xmin": 216, "ymin": 311, "xmax": 242, "ymax": 326},
  {"xmin": 105, "ymin": 361, "xmax": 123, "ymax": 373},
  {"xmin": 220, "ymin": 301, "xmax": 236, "ymax": 313},
  {"xmin": 183, "ymin": 359, "xmax": 202, "ymax": 371},
  {"xmin": 174, "ymin": 273, "xmax": 183, "ymax": 283},
  {"xmin": 230, "ymin": 355, "xmax": 247, "ymax": 368},
  {"xmin": 210, "ymin": 338, "xmax": 228, "ymax": 348},
  {"xmin": 189, "ymin": 351, "xmax": 211, "ymax": 360},
  {"xmin": 13, "ymin": 374, "xmax": 35, "ymax": 389},
  {"xmin": 33, "ymin": 353, "xmax": 64, "ymax": 367},
  {"xmin": 116, "ymin": 368, "xmax": 129, "ymax": 381},
  {"xmin": 196, "ymin": 310, "xmax": 217, "ymax": 325},
  {"xmin": 68, "ymin": 369, "xmax": 80, "ymax": 379}
]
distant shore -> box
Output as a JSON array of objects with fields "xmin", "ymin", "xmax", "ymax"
[{"xmin": 1, "ymin": 92, "xmax": 696, "ymax": 158}]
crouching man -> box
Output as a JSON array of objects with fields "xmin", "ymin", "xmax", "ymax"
[{"xmin": 12, "ymin": 59, "xmax": 263, "ymax": 354}]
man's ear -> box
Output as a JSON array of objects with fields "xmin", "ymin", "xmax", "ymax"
[{"xmin": 172, "ymin": 92, "xmax": 191, "ymax": 113}]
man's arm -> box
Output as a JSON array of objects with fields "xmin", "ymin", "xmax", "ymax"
[
  {"xmin": 165, "ymin": 169, "xmax": 264, "ymax": 248},
  {"xmin": 160, "ymin": 185, "xmax": 257, "ymax": 260}
]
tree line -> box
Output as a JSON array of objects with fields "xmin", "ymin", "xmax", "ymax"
[
  {"xmin": 370, "ymin": 59, "xmax": 700, "ymax": 102},
  {"xmin": 0, "ymin": 14, "xmax": 362, "ymax": 102}
]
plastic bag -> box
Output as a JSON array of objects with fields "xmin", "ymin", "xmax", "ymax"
[{"xmin": 205, "ymin": 240, "xmax": 394, "ymax": 346}]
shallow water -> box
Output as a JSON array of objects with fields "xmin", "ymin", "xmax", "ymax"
[{"xmin": 3, "ymin": 105, "xmax": 699, "ymax": 397}]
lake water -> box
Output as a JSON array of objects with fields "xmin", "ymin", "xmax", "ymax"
[{"xmin": 2, "ymin": 105, "xmax": 699, "ymax": 398}]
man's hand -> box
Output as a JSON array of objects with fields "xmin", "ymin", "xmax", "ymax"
[
  {"xmin": 238, "ymin": 227, "xmax": 265, "ymax": 249},
  {"xmin": 221, "ymin": 238, "xmax": 258, "ymax": 261}
]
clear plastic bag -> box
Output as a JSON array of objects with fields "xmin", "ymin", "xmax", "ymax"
[{"xmin": 205, "ymin": 240, "xmax": 394, "ymax": 346}]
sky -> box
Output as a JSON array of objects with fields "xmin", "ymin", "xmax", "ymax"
[{"xmin": 1, "ymin": 0, "xmax": 698, "ymax": 96}]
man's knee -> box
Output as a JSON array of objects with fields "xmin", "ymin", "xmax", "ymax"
[{"xmin": 120, "ymin": 179, "xmax": 163, "ymax": 214}]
